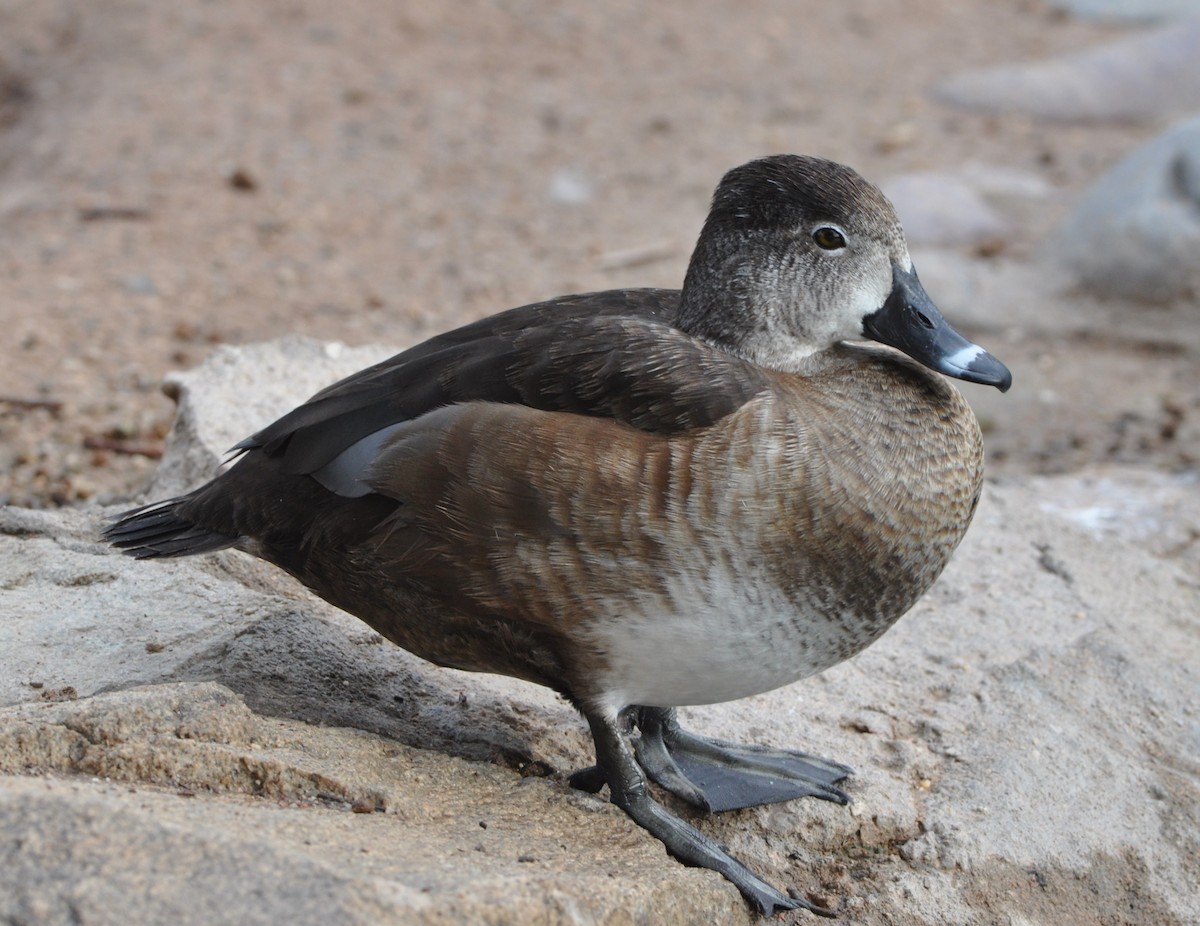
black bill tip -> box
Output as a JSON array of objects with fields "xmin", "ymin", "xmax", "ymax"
[
  {"xmin": 863, "ymin": 264, "xmax": 1012, "ymax": 393},
  {"xmin": 937, "ymin": 342, "xmax": 1013, "ymax": 393}
]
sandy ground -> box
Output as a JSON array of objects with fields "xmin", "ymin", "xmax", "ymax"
[{"xmin": 1, "ymin": 0, "xmax": 1196, "ymax": 509}]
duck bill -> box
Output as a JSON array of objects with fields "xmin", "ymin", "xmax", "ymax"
[{"xmin": 863, "ymin": 264, "xmax": 1012, "ymax": 392}]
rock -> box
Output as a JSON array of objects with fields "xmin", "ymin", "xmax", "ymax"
[
  {"xmin": 882, "ymin": 166, "xmax": 1050, "ymax": 248},
  {"xmin": 547, "ymin": 168, "xmax": 595, "ymax": 206},
  {"xmin": 1054, "ymin": 115, "xmax": 1200, "ymax": 302},
  {"xmin": 1, "ymin": 338, "xmax": 1198, "ymax": 924},
  {"xmin": 883, "ymin": 173, "xmax": 1009, "ymax": 248},
  {"xmin": 1029, "ymin": 465, "xmax": 1200, "ymax": 578},
  {"xmin": 933, "ymin": 17, "xmax": 1200, "ymax": 122},
  {"xmin": 1048, "ymin": 0, "xmax": 1200, "ymax": 22},
  {"xmin": 148, "ymin": 336, "xmax": 395, "ymax": 497},
  {"xmin": 119, "ymin": 274, "xmax": 158, "ymax": 296},
  {"xmin": 0, "ymin": 685, "xmax": 732, "ymax": 926}
]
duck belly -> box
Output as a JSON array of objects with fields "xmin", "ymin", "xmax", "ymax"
[{"xmin": 581, "ymin": 556, "xmax": 884, "ymax": 712}]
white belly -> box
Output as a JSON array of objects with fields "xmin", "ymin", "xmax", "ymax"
[{"xmin": 584, "ymin": 556, "xmax": 853, "ymax": 714}]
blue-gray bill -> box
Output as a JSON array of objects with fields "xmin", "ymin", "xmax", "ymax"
[{"xmin": 863, "ymin": 264, "xmax": 1012, "ymax": 393}]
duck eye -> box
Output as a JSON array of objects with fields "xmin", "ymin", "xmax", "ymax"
[{"xmin": 812, "ymin": 226, "xmax": 846, "ymax": 250}]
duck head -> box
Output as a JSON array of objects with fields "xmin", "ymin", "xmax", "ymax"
[{"xmin": 677, "ymin": 154, "xmax": 1011, "ymax": 392}]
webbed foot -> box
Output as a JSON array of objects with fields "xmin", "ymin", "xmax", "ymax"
[
  {"xmin": 632, "ymin": 706, "xmax": 852, "ymax": 813},
  {"xmin": 579, "ymin": 710, "xmax": 834, "ymax": 917}
]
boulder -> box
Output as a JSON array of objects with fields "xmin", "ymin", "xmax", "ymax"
[
  {"xmin": 1052, "ymin": 115, "xmax": 1200, "ymax": 302},
  {"xmin": 882, "ymin": 172, "xmax": 1009, "ymax": 248},
  {"xmin": 1048, "ymin": 0, "xmax": 1200, "ymax": 22},
  {"xmin": 933, "ymin": 17, "xmax": 1200, "ymax": 123},
  {"xmin": 1, "ymin": 338, "xmax": 1198, "ymax": 924},
  {"xmin": 882, "ymin": 165, "xmax": 1051, "ymax": 249},
  {"xmin": 146, "ymin": 336, "xmax": 396, "ymax": 497}
]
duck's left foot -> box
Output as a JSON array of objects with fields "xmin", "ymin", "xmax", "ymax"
[{"xmin": 632, "ymin": 706, "xmax": 852, "ymax": 813}]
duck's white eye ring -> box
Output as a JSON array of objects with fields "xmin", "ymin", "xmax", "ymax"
[{"xmin": 812, "ymin": 226, "xmax": 847, "ymax": 250}]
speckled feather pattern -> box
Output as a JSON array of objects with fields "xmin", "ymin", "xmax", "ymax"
[
  {"xmin": 109, "ymin": 154, "xmax": 999, "ymax": 723},
  {"xmin": 337, "ymin": 343, "xmax": 983, "ymax": 711}
]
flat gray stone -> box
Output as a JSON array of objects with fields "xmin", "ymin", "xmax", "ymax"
[
  {"xmin": 1049, "ymin": 0, "xmax": 1200, "ymax": 22},
  {"xmin": 148, "ymin": 335, "xmax": 396, "ymax": 497},
  {"xmin": 883, "ymin": 166, "xmax": 1050, "ymax": 248},
  {"xmin": 933, "ymin": 17, "xmax": 1200, "ymax": 122},
  {"xmin": 0, "ymin": 504, "xmax": 274, "ymax": 706},
  {"xmin": 1055, "ymin": 115, "xmax": 1200, "ymax": 302},
  {"xmin": 1, "ymin": 338, "xmax": 1198, "ymax": 924},
  {"xmin": 883, "ymin": 173, "xmax": 1009, "ymax": 247}
]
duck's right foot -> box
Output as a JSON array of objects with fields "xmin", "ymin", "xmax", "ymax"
[{"xmin": 579, "ymin": 709, "xmax": 836, "ymax": 917}]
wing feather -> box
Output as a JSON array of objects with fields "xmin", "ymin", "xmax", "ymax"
[{"xmin": 236, "ymin": 288, "xmax": 770, "ymax": 480}]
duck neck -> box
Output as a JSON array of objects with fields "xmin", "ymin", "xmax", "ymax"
[
  {"xmin": 676, "ymin": 235, "xmax": 763, "ymax": 357},
  {"xmin": 676, "ymin": 236, "xmax": 822, "ymax": 373}
]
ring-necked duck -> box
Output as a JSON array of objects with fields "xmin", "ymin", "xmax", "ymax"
[{"xmin": 106, "ymin": 154, "xmax": 1010, "ymax": 915}]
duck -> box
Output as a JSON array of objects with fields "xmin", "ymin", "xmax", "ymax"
[{"xmin": 105, "ymin": 154, "xmax": 1011, "ymax": 916}]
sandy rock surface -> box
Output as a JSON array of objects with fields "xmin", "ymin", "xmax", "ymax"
[
  {"xmin": 3, "ymin": 340, "xmax": 1199, "ymax": 925},
  {"xmin": 3, "ymin": 1, "xmax": 1200, "ymax": 924}
]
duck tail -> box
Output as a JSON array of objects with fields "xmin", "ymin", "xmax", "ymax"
[{"xmin": 103, "ymin": 496, "xmax": 238, "ymax": 559}]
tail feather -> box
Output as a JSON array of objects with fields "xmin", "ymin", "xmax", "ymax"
[{"xmin": 103, "ymin": 498, "xmax": 238, "ymax": 559}]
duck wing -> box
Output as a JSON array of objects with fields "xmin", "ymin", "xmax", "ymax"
[{"xmin": 236, "ymin": 288, "xmax": 772, "ymax": 481}]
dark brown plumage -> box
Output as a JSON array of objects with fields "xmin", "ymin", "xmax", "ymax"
[{"xmin": 105, "ymin": 154, "xmax": 1010, "ymax": 915}]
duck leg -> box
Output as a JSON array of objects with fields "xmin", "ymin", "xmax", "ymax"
[
  {"xmin": 580, "ymin": 710, "xmax": 827, "ymax": 917},
  {"xmin": 632, "ymin": 706, "xmax": 852, "ymax": 813}
]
